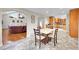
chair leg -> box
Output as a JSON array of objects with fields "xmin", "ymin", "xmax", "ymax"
[
  {"xmin": 56, "ymin": 37, "xmax": 57, "ymax": 43},
  {"xmin": 56, "ymin": 35, "xmax": 57, "ymax": 43},
  {"xmin": 35, "ymin": 38, "xmax": 37, "ymax": 46},
  {"xmin": 54, "ymin": 38, "xmax": 56, "ymax": 46},
  {"xmin": 39, "ymin": 41, "xmax": 41, "ymax": 49}
]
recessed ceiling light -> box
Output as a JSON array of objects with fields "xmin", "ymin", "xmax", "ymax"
[{"xmin": 46, "ymin": 11, "xmax": 48, "ymax": 13}]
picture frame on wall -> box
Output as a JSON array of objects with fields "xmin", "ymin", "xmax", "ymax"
[{"xmin": 31, "ymin": 15, "xmax": 35, "ymax": 23}]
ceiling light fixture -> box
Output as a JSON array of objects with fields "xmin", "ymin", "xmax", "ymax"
[{"xmin": 46, "ymin": 11, "xmax": 48, "ymax": 13}]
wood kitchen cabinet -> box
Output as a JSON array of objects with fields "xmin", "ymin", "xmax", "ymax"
[
  {"xmin": 49, "ymin": 16, "xmax": 53, "ymax": 24},
  {"xmin": 62, "ymin": 19, "xmax": 66, "ymax": 25},
  {"xmin": 69, "ymin": 8, "xmax": 79, "ymax": 38},
  {"xmin": 62, "ymin": 18, "xmax": 66, "ymax": 30},
  {"xmin": 48, "ymin": 16, "xmax": 53, "ymax": 29}
]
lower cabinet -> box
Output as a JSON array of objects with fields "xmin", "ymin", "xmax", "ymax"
[{"xmin": 9, "ymin": 26, "xmax": 26, "ymax": 34}]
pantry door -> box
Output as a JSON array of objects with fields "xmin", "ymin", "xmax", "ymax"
[{"xmin": 69, "ymin": 9, "xmax": 79, "ymax": 38}]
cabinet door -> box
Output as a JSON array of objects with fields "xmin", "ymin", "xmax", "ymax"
[
  {"xmin": 69, "ymin": 9, "xmax": 79, "ymax": 38},
  {"xmin": 49, "ymin": 17, "xmax": 53, "ymax": 24}
]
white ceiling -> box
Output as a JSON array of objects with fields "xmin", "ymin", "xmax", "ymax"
[
  {"xmin": 26, "ymin": 8, "xmax": 71, "ymax": 16},
  {"xmin": 0, "ymin": 8, "xmax": 72, "ymax": 18}
]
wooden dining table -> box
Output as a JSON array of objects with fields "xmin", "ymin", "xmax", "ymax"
[{"xmin": 40, "ymin": 28, "xmax": 53, "ymax": 44}]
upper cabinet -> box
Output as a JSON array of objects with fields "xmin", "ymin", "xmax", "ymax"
[
  {"xmin": 48, "ymin": 16, "xmax": 66, "ymax": 29},
  {"xmin": 69, "ymin": 8, "xmax": 79, "ymax": 38},
  {"xmin": 48, "ymin": 16, "xmax": 53, "ymax": 29},
  {"xmin": 49, "ymin": 16, "xmax": 53, "ymax": 24}
]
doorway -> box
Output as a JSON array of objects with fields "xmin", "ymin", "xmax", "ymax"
[{"xmin": 2, "ymin": 11, "xmax": 27, "ymax": 45}]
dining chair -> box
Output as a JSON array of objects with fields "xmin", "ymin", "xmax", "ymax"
[
  {"xmin": 55, "ymin": 29, "xmax": 58, "ymax": 43},
  {"xmin": 48, "ymin": 29, "xmax": 58, "ymax": 46},
  {"xmin": 34, "ymin": 28, "xmax": 46, "ymax": 48}
]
